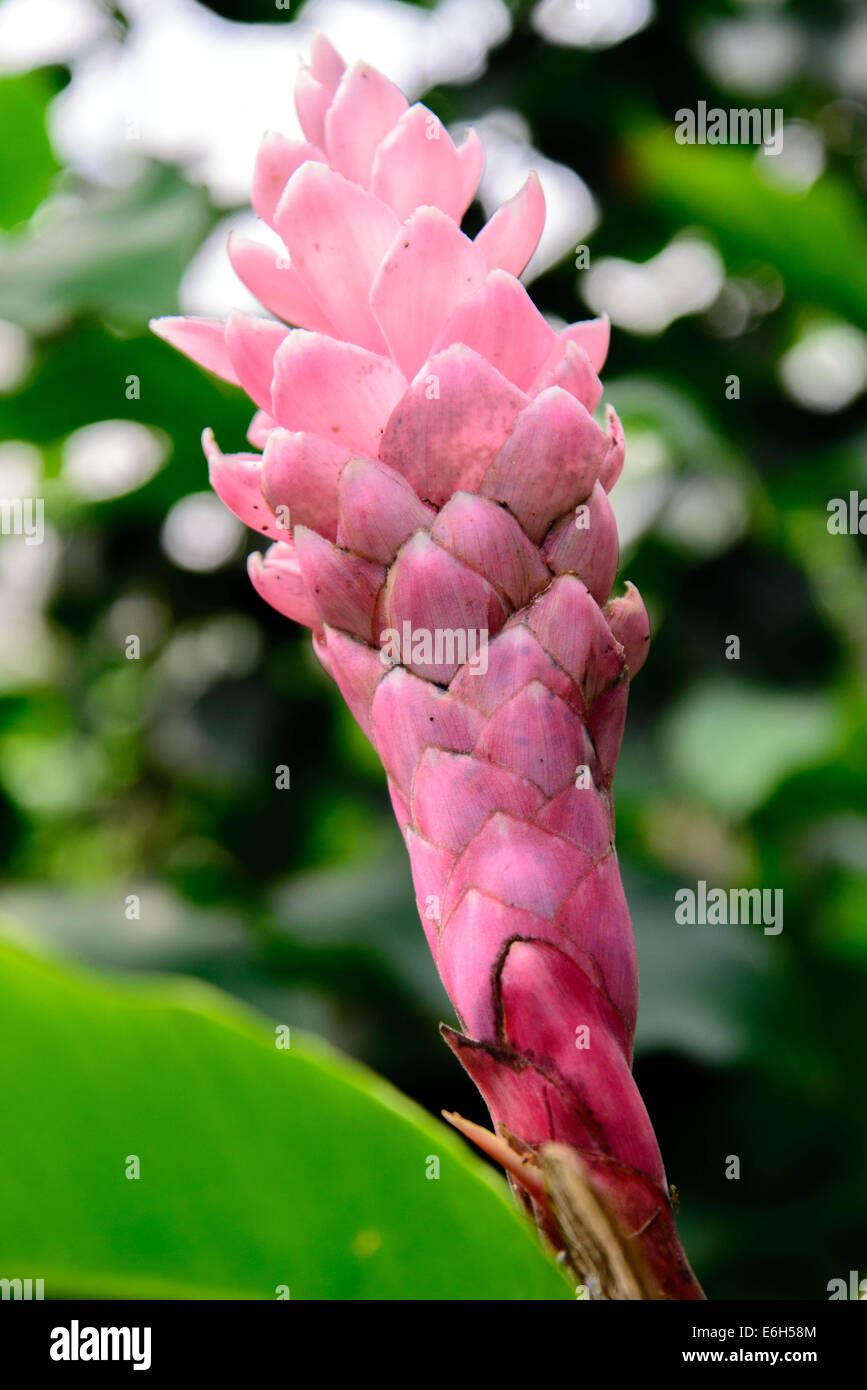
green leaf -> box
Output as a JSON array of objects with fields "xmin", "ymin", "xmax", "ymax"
[
  {"xmin": 0, "ymin": 72, "xmax": 59, "ymax": 230},
  {"xmin": 661, "ymin": 678, "xmax": 838, "ymax": 820},
  {"xmin": 626, "ymin": 870, "xmax": 772, "ymax": 1065},
  {"xmin": 0, "ymin": 164, "xmax": 212, "ymax": 334},
  {"xmin": 631, "ymin": 126, "xmax": 867, "ymax": 329},
  {"xmin": 0, "ymin": 934, "xmax": 569, "ymax": 1300}
]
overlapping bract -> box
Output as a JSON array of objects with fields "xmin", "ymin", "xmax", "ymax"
[{"xmin": 151, "ymin": 35, "xmax": 701, "ymax": 1299}]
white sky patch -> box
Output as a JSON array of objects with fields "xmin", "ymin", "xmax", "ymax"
[
  {"xmin": 0, "ymin": 0, "xmax": 109, "ymax": 73},
  {"xmin": 470, "ymin": 110, "xmax": 598, "ymax": 282},
  {"xmin": 532, "ymin": 0, "xmax": 654, "ymax": 51},
  {"xmin": 44, "ymin": 0, "xmax": 510, "ymax": 206},
  {"xmin": 705, "ymin": 281, "xmax": 752, "ymax": 339},
  {"xmin": 50, "ymin": 0, "xmax": 309, "ymax": 203},
  {"xmin": 0, "ymin": 457, "xmax": 63, "ymax": 687},
  {"xmin": 830, "ymin": 13, "xmax": 867, "ymax": 100},
  {"xmin": 102, "ymin": 594, "xmax": 171, "ymax": 655},
  {"xmin": 583, "ymin": 236, "xmax": 724, "ymax": 336},
  {"xmin": 0, "ymin": 517, "xmax": 60, "ymax": 601},
  {"xmin": 0, "ymin": 320, "xmax": 35, "ymax": 394},
  {"xmin": 159, "ymin": 614, "xmax": 263, "ymax": 693},
  {"xmin": 694, "ymin": 15, "xmax": 805, "ymax": 94},
  {"xmin": 707, "ymin": 264, "xmax": 784, "ymax": 339},
  {"xmin": 4, "ymin": 0, "xmax": 586, "ymax": 284},
  {"xmin": 607, "ymin": 427, "xmax": 672, "ymax": 551},
  {"xmin": 161, "ymin": 492, "xmax": 244, "ymax": 572},
  {"xmin": 0, "ymin": 517, "xmax": 64, "ymax": 687},
  {"xmin": 778, "ymin": 323, "xmax": 867, "ymax": 414},
  {"xmin": 754, "ymin": 120, "xmax": 825, "ymax": 194},
  {"xmin": 656, "ymin": 473, "xmax": 748, "ymax": 558},
  {"xmin": 302, "ymin": 0, "xmax": 511, "ymax": 91},
  {"xmin": 62, "ymin": 420, "xmax": 169, "ymax": 500},
  {"xmin": 0, "ymin": 440, "xmax": 42, "ymax": 498}
]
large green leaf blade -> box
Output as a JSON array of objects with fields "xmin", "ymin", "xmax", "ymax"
[{"xmin": 0, "ymin": 936, "xmax": 568, "ymax": 1300}]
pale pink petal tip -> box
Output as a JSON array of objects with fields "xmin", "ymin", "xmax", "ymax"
[
  {"xmin": 563, "ymin": 312, "xmax": 611, "ymax": 375},
  {"xmin": 247, "ymin": 543, "xmax": 319, "ymax": 629},
  {"xmin": 474, "ymin": 170, "xmax": 546, "ymax": 278},
  {"xmin": 325, "ymin": 61, "xmax": 407, "ymax": 187},
  {"xmin": 202, "ymin": 427, "xmax": 289, "ymax": 542},
  {"xmin": 371, "ymin": 104, "xmax": 464, "ymax": 222},
  {"xmin": 150, "ymin": 316, "xmax": 239, "ymax": 385},
  {"xmin": 309, "ymin": 32, "xmax": 346, "ymax": 87}
]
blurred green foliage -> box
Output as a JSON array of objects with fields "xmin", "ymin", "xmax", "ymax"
[
  {"xmin": 0, "ymin": 937, "xmax": 567, "ymax": 1299},
  {"xmin": 0, "ymin": 165, "xmax": 212, "ymax": 333},
  {"xmin": 0, "ymin": 72, "xmax": 57, "ymax": 229},
  {"xmin": 0, "ymin": 0, "xmax": 865, "ymax": 1300},
  {"xmin": 632, "ymin": 126, "xmax": 867, "ymax": 328}
]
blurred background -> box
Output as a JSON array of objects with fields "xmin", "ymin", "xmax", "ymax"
[{"xmin": 0, "ymin": 0, "xmax": 865, "ymax": 1300}]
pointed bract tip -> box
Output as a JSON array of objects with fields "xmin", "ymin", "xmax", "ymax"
[
  {"xmin": 310, "ymin": 31, "xmax": 345, "ymax": 78},
  {"xmin": 442, "ymin": 1110, "xmax": 546, "ymax": 1202},
  {"xmin": 526, "ymin": 168, "xmax": 544, "ymax": 198}
]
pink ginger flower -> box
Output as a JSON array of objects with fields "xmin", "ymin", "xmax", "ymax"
[{"xmin": 152, "ymin": 34, "xmax": 703, "ymax": 1300}]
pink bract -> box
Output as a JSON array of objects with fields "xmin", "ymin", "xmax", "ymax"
[{"xmin": 152, "ymin": 34, "xmax": 702, "ymax": 1301}]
